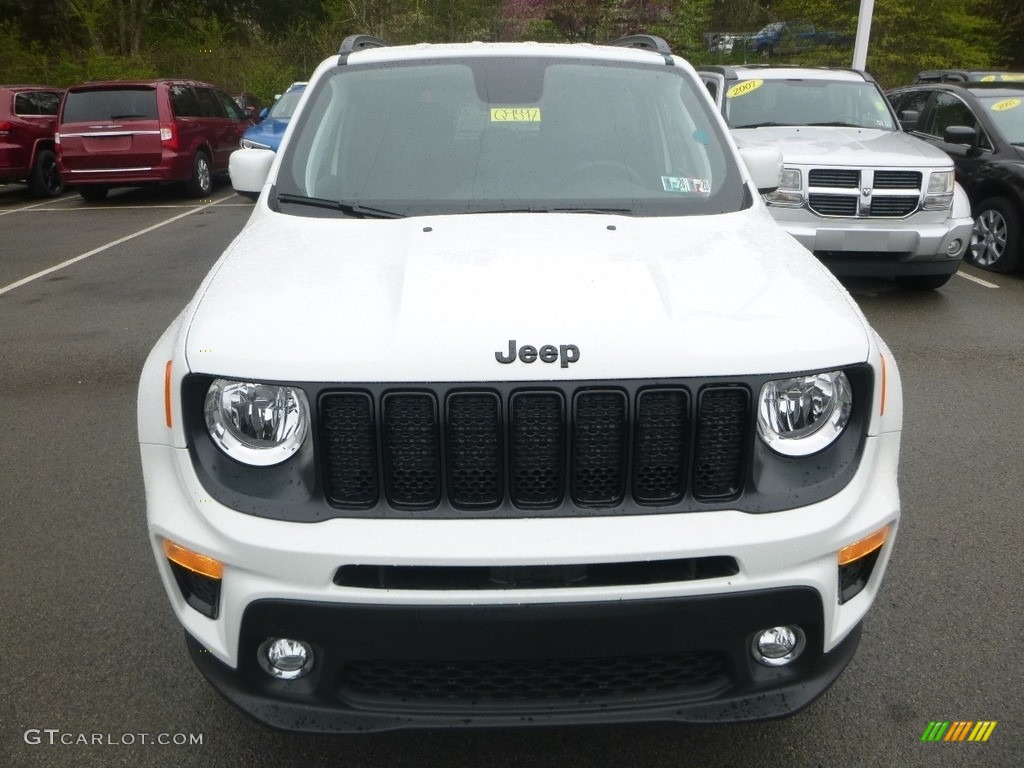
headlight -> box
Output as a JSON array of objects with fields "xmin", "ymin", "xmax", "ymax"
[
  {"xmin": 757, "ymin": 371, "xmax": 852, "ymax": 456},
  {"xmin": 204, "ymin": 379, "xmax": 309, "ymax": 466},
  {"xmin": 923, "ymin": 170, "xmax": 954, "ymax": 210},
  {"xmin": 240, "ymin": 138, "xmax": 272, "ymax": 150},
  {"xmin": 763, "ymin": 168, "xmax": 803, "ymax": 207}
]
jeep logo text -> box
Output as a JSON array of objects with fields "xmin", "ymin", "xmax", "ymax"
[{"xmin": 495, "ymin": 340, "xmax": 580, "ymax": 368}]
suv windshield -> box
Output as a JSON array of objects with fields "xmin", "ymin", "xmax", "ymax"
[
  {"xmin": 726, "ymin": 78, "xmax": 896, "ymax": 131},
  {"xmin": 275, "ymin": 56, "xmax": 744, "ymax": 218},
  {"xmin": 977, "ymin": 93, "xmax": 1024, "ymax": 144},
  {"xmin": 63, "ymin": 87, "xmax": 158, "ymax": 122}
]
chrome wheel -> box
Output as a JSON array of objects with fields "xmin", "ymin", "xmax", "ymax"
[
  {"xmin": 195, "ymin": 155, "xmax": 211, "ymax": 194},
  {"xmin": 970, "ymin": 208, "xmax": 1007, "ymax": 267}
]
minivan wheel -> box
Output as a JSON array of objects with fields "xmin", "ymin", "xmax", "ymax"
[
  {"xmin": 186, "ymin": 151, "xmax": 212, "ymax": 198},
  {"xmin": 28, "ymin": 149, "xmax": 64, "ymax": 198},
  {"xmin": 969, "ymin": 197, "xmax": 1020, "ymax": 273},
  {"xmin": 78, "ymin": 185, "xmax": 109, "ymax": 202}
]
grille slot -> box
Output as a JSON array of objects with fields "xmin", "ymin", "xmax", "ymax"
[
  {"xmin": 571, "ymin": 390, "xmax": 628, "ymax": 506},
  {"xmin": 338, "ymin": 651, "xmax": 730, "ymax": 706},
  {"xmin": 319, "ymin": 383, "xmax": 752, "ymax": 513},
  {"xmin": 808, "ymin": 193, "xmax": 858, "ymax": 216},
  {"xmin": 321, "ymin": 392, "xmax": 378, "ymax": 508},
  {"xmin": 869, "ymin": 195, "xmax": 919, "ymax": 217},
  {"xmin": 873, "ymin": 170, "xmax": 922, "ymax": 189},
  {"xmin": 382, "ymin": 393, "xmax": 441, "ymax": 508},
  {"xmin": 693, "ymin": 387, "xmax": 749, "ymax": 500},
  {"xmin": 808, "ymin": 168, "xmax": 859, "ymax": 187}
]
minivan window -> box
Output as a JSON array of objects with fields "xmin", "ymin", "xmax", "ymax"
[
  {"xmin": 170, "ymin": 85, "xmax": 201, "ymax": 118},
  {"xmin": 63, "ymin": 87, "xmax": 158, "ymax": 122},
  {"xmin": 195, "ymin": 88, "xmax": 226, "ymax": 119},
  {"xmin": 216, "ymin": 90, "xmax": 244, "ymax": 120},
  {"xmin": 276, "ymin": 57, "xmax": 743, "ymax": 218}
]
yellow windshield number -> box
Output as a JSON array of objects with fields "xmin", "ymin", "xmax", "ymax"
[
  {"xmin": 992, "ymin": 98, "xmax": 1022, "ymax": 112},
  {"xmin": 726, "ymin": 79, "xmax": 764, "ymax": 99},
  {"xmin": 490, "ymin": 107, "xmax": 541, "ymax": 122}
]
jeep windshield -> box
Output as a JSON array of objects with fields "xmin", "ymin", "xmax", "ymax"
[
  {"xmin": 274, "ymin": 56, "xmax": 745, "ymax": 218},
  {"xmin": 726, "ymin": 79, "xmax": 897, "ymax": 131}
]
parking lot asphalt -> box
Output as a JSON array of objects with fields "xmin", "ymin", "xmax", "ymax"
[{"xmin": 0, "ymin": 183, "xmax": 1020, "ymax": 767}]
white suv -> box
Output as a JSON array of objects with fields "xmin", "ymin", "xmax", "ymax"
[
  {"xmin": 139, "ymin": 35, "xmax": 903, "ymax": 732},
  {"xmin": 699, "ymin": 65, "xmax": 975, "ymax": 289}
]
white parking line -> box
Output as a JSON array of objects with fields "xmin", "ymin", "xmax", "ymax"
[
  {"xmin": 0, "ymin": 198, "xmax": 227, "ymax": 297},
  {"xmin": 956, "ymin": 271, "xmax": 1000, "ymax": 288},
  {"xmin": 0, "ymin": 198, "xmax": 59, "ymax": 217}
]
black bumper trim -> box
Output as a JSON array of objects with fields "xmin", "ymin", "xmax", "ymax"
[{"xmin": 186, "ymin": 588, "xmax": 861, "ymax": 732}]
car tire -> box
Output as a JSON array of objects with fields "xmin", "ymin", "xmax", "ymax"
[
  {"xmin": 78, "ymin": 185, "xmax": 108, "ymax": 202},
  {"xmin": 28, "ymin": 149, "xmax": 64, "ymax": 198},
  {"xmin": 186, "ymin": 151, "xmax": 213, "ymax": 198},
  {"xmin": 968, "ymin": 197, "xmax": 1020, "ymax": 273},
  {"xmin": 895, "ymin": 273, "xmax": 953, "ymax": 291}
]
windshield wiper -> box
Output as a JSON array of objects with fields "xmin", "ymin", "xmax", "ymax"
[
  {"xmin": 731, "ymin": 121, "xmax": 793, "ymax": 129},
  {"xmin": 804, "ymin": 121, "xmax": 872, "ymax": 128},
  {"xmin": 274, "ymin": 192, "xmax": 403, "ymax": 219}
]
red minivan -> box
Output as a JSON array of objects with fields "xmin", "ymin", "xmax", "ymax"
[
  {"xmin": 0, "ymin": 85, "xmax": 65, "ymax": 197},
  {"xmin": 57, "ymin": 79, "xmax": 253, "ymax": 201}
]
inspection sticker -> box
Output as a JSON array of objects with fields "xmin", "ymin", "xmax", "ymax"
[
  {"xmin": 491, "ymin": 107, "xmax": 541, "ymax": 122},
  {"xmin": 991, "ymin": 98, "xmax": 1021, "ymax": 112},
  {"xmin": 726, "ymin": 79, "xmax": 763, "ymax": 98},
  {"xmin": 662, "ymin": 177, "xmax": 711, "ymax": 194}
]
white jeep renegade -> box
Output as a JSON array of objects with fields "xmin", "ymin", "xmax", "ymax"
[{"xmin": 138, "ymin": 35, "xmax": 903, "ymax": 732}]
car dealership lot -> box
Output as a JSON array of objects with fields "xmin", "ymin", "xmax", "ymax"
[{"xmin": 0, "ymin": 185, "xmax": 1020, "ymax": 766}]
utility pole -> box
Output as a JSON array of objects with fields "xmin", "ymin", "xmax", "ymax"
[{"xmin": 852, "ymin": 0, "xmax": 875, "ymax": 71}]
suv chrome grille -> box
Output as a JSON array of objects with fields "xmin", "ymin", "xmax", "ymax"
[
  {"xmin": 319, "ymin": 383, "xmax": 751, "ymax": 513},
  {"xmin": 804, "ymin": 167, "xmax": 923, "ymax": 218}
]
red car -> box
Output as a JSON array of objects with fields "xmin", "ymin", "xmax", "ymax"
[
  {"xmin": 0, "ymin": 84, "xmax": 65, "ymax": 197},
  {"xmin": 57, "ymin": 79, "xmax": 253, "ymax": 201}
]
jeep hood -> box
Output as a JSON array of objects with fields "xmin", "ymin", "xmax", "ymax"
[
  {"xmin": 732, "ymin": 126, "xmax": 954, "ymax": 167},
  {"xmin": 184, "ymin": 207, "xmax": 872, "ymax": 381}
]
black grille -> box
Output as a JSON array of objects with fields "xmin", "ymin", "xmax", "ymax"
[
  {"xmin": 319, "ymin": 384, "xmax": 752, "ymax": 513},
  {"xmin": 321, "ymin": 393, "xmax": 378, "ymax": 507},
  {"xmin": 338, "ymin": 651, "xmax": 730, "ymax": 706},
  {"xmin": 808, "ymin": 193, "xmax": 858, "ymax": 216},
  {"xmin": 572, "ymin": 390, "xmax": 628, "ymax": 505},
  {"xmin": 693, "ymin": 387, "xmax": 749, "ymax": 500},
  {"xmin": 873, "ymin": 170, "xmax": 922, "ymax": 189},
  {"xmin": 808, "ymin": 168, "xmax": 859, "ymax": 187},
  {"xmin": 869, "ymin": 195, "xmax": 919, "ymax": 217}
]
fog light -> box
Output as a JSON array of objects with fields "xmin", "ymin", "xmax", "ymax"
[
  {"xmin": 947, "ymin": 239, "xmax": 963, "ymax": 256},
  {"xmin": 258, "ymin": 638, "xmax": 314, "ymax": 680},
  {"xmin": 752, "ymin": 625, "xmax": 806, "ymax": 667}
]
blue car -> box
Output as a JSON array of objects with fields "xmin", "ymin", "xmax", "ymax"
[{"xmin": 239, "ymin": 82, "xmax": 307, "ymax": 151}]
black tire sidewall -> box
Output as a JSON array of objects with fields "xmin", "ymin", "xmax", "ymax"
[
  {"xmin": 29, "ymin": 149, "xmax": 63, "ymax": 198},
  {"xmin": 187, "ymin": 152, "xmax": 212, "ymax": 198}
]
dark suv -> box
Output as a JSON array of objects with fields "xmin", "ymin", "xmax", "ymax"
[
  {"xmin": 57, "ymin": 79, "xmax": 253, "ymax": 201},
  {"xmin": 888, "ymin": 80, "xmax": 1024, "ymax": 272},
  {"xmin": 0, "ymin": 85, "xmax": 64, "ymax": 197}
]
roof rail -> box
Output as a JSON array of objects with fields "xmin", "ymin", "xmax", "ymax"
[
  {"xmin": 338, "ymin": 35, "xmax": 390, "ymax": 62},
  {"xmin": 605, "ymin": 35, "xmax": 674, "ymax": 65}
]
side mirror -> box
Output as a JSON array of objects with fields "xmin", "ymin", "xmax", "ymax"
[
  {"xmin": 943, "ymin": 125, "xmax": 978, "ymax": 146},
  {"xmin": 898, "ymin": 109, "xmax": 919, "ymax": 132},
  {"xmin": 259, "ymin": 107, "xmax": 270, "ymax": 120},
  {"xmin": 229, "ymin": 148, "xmax": 275, "ymax": 200},
  {"xmin": 738, "ymin": 145, "xmax": 783, "ymax": 193}
]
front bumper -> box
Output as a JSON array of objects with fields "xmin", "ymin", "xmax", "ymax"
[
  {"xmin": 771, "ymin": 210, "xmax": 974, "ymax": 278},
  {"xmin": 141, "ymin": 423, "xmax": 900, "ymax": 731},
  {"xmin": 187, "ymin": 592, "xmax": 863, "ymax": 731}
]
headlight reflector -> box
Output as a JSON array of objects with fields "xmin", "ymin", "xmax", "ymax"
[
  {"xmin": 923, "ymin": 170, "xmax": 954, "ymax": 210},
  {"xmin": 204, "ymin": 379, "xmax": 309, "ymax": 466},
  {"xmin": 757, "ymin": 371, "xmax": 852, "ymax": 456},
  {"xmin": 763, "ymin": 168, "xmax": 803, "ymax": 207}
]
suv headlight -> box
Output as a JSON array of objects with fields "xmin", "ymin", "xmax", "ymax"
[
  {"xmin": 757, "ymin": 371, "xmax": 852, "ymax": 456},
  {"xmin": 763, "ymin": 168, "xmax": 803, "ymax": 207},
  {"xmin": 240, "ymin": 138, "xmax": 272, "ymax": 150},
  {"xmin": 204, "ymin": 379, "xmax": 310, "ymax": 466},
  {"xmin": 923, "ymin": 170, "xmax": 954, "ymax": 210}
]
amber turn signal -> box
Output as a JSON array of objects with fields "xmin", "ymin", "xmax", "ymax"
[
  {"xmin": 837, "ymin": 526, "xmax": 888, "ymax": 566},
  {"xmin": 163, "ymin": 539, "xmax": 223, "ymax": 580}
]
